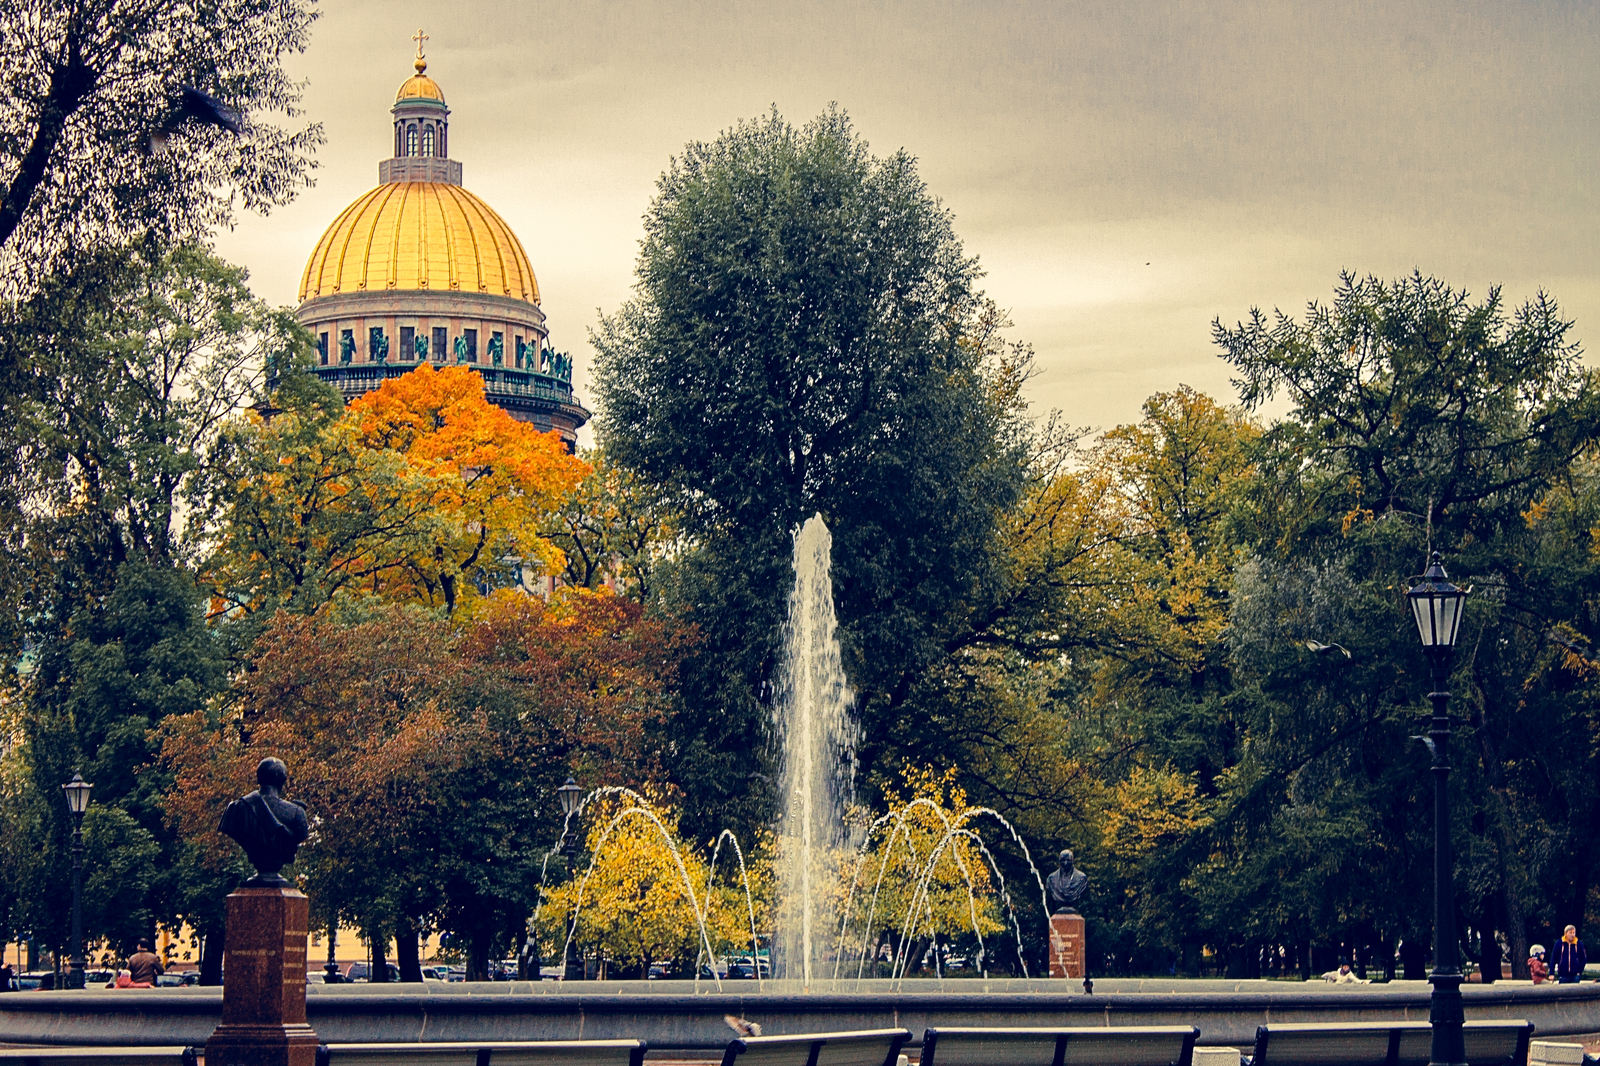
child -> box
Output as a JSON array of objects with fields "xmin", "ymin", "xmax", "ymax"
[{"xmin": 1528, "ymin": 945, "xmax": 1548, "ymax": 985}]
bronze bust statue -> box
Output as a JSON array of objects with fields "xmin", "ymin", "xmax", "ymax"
[
  {"xmin": 218, "ymin": 757, "xmax": 309, "ymax": 885},
  {"xmin": 1046, "ymin": 849, "xmax": 1089, "ymax": 914}
]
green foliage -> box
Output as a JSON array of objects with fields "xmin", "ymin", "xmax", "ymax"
[
  {"xmin": 0, "ymin": 1, "xmax": 321, "ymax": 298},
  {"xmin": 594, "ymin": 107, "xmax": 1026, "ymax": 839}
]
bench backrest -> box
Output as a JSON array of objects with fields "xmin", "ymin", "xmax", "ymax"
[
  {"xmin": 317, "ymin": 1042, "xmax": 647, "ymax": 1066},
  {"xmin": 1253, "ymin": 1021, "xmax": 1533, "ymax": 1066},
  {"xmin": 0, "ymin": 1049, "xmax": 197, "ymax": 1066},
  {"xmin": 921, "ymin": 1026, "xmax": 1200, "ymax": 1066},
  {"xmin": 720, "ymin": 1028, "xmax": 912, "ymax": 1066}
]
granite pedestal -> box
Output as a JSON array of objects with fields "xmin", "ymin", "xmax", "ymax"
[
  {"xmin": 1048, "ymin": 914, "xmax": 1085, "ymax": 979},
  {"xmin": 205, "ymin": 885, "xmax": 319, "ymax": 1066}
]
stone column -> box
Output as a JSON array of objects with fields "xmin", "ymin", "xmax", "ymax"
[
  {"xmin": 205, "ymin": 885, "xmax": 319, "ymax": 1066},
  {"xmin": 1049, "ymin": 914, "xmax": 1085, "ymax": 979}
]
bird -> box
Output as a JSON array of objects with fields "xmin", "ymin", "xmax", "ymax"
[
  {"xmin": 149, "ymin": 86, "xmax": 243, "ymax": 154},
  {"xmin": 1305, "ymin": 640, "xmax": 1351, "ymax": 658},
  {"xmin": 724, "ymin": 1016, "xmax": 762, "ymax": 1038}
]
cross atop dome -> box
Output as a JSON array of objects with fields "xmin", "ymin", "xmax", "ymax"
[{"xmin": 412, "ymin": 28, "xmax": 428, "ymax": 72}]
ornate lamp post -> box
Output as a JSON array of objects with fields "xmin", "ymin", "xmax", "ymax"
[
  {"xmin": 557, "ymin": 777, "xmax": 583, "ymax": 982},
  {"xmin": 60, "ymin": 772, "xmax": 93, "ymax": 990},
  {"xmin": 1407, "ymin": 553, "xmax": 1468, "ymax": 1066}
]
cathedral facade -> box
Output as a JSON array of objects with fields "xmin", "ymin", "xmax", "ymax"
[{"xmin": 296, "ymin": 37, "xmax": 589, "ymax": 447}]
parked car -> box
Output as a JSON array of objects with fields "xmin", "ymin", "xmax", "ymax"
[
  {"xmin": 728, "ymin": 956, "xmax": 770, "ymax": 980},
  {"xmin": 85, "ymin": 969, "xmax": 115, "ymax": 985},
  {"xmin": 305, "ymin": 972, "xmax": 325, "ymax": 984},
  {"xmin": 344, "ymin": 962, "xmax": 401, "ymax": 983},
  {"xmin": 18, "ymin": 970, "xmax": 55, "ymax": 990}
]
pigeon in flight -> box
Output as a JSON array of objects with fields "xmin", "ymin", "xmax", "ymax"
[
  {"xmin": 724, "ymin": 1016, "xmax": 762, "ymax": 1038},
  {"xmin": 149, "ymin": 86, "xmax": 243, "ymax": 154}
]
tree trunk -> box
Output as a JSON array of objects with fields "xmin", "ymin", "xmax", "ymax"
[
  {"xmin": 369, "ymin": 927, "xmax": 389, "ymax": 983},
  {"xmin": 199, "ymin": 921, "xmax": 224, "ymax": 986},
  {"xmin": 467, "ymin": 928, "xmax": 490, "ymax": 982},
  {"xmin": 1473, "ymin": 674, "xmax": 1531, "ymax": 979},
  {"xmin": 395, "ymin": 916, "xmax": 423, "ymax": 983},
  {"xmin": 1401, "ymin": 934, "xmax": 1428, "ymax": 979},
  {"xmin": 1479, "ymin": 898, "xmax": 1501, "ymax": 983}
]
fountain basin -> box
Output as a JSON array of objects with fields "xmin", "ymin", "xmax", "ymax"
[{"xmin": 2, "ymin": 981, "xmax": 1597, "ymax": 1050}]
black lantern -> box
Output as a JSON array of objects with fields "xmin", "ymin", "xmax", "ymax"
[
  {"xmin": 1407, "ymin": 552, "xmax": 1467, "ymax": 650},
  {"xmin": 61, "ymin": 772, "xmax": 92, "ymax": 989},
  {"xmin": 557, "ymin": 777, "xmax": 582, "ymax": 817},
  {"xmin": 61, "ymin": 772, "xmax": 92, "ymax": 816}
]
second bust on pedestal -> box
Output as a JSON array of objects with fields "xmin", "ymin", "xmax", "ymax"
[{"xmin": 1047, "ymin": 849, "xmax": 1089, "ymax": 914}]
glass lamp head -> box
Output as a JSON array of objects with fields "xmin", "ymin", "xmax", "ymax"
[
  {"xmin": 1407, "ymin": 551, "xmax": 1467, "ymax": 649},
  {"xmin": 557, "ymin": 777, "xmax": 581, "ymax": 816},
  {"xmin": 61, "ymin": 772, "xmax": 93, "ymax": 815}
]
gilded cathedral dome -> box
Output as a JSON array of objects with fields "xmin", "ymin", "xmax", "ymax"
[
  {"xmin": 297, "ymin": 181, "xmax": 540, "ymax": 304},
  {"xmin": 294, "ymin": 34, "xmax": 586, "ymax": 448}
]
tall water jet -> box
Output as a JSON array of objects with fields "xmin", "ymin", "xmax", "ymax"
[{"xmin": 774, "ymin": 514, "xmax": 857, "ymax": 986}]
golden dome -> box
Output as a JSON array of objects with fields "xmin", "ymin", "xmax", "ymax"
[
  {"xmin": 396, "ymin": 72, "xmax": 445, "ymax": 103},
  {"xmin": 298, "ymin": 182, "xmax": 539, "ymax": 303}
]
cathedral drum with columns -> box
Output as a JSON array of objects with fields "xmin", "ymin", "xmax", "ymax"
[{"xmin": 296, "ymin": 33, "xmax": 589, "ymax": 448}]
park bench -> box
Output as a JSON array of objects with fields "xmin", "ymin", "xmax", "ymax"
[
  {"xmin": 315, "ymin": 1041, "xmax": 647, "ymax": 1066},
  {"xmin": 719, "ymin": 1027, "xmax": 912, "ymax": 1066},
  {"xmin": 920, "ymin": 1025, "xmax": 1200, "ymax": 1066},
  {"xmin": 1248, "ymin": 1020, "xmax": 1534, "ymax": 1066},
  {"xmin": 0, "ymin": 1049, "xmax": 197, "ymax": 1066}
]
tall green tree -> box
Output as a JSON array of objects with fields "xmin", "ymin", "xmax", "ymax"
[
  {"xmin": 593, "ymin": 107, "xmax": 1027, "ymax": 837},
  {"xmin": 1, "ymin": 245, "xmax": 306, "ymax": 970}
]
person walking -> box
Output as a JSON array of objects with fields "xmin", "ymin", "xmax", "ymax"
[
  {"xmin": 1553, "ymin": 925, "xmax": 1587, "ymax": 984},
  {"xmin": 126, "ymin": 940, "xmax": 163, "ymax": 986}
]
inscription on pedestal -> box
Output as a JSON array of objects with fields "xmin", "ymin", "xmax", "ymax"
[
  {"xmin": 1049, "ymin": 913, "xmax": 1085, "ymax": 979},
  {"xmin": 205, "ymin": 885, "xmax": 319, "ymax": 1066}
]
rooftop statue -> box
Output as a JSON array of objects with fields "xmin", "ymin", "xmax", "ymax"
[
  {"xmin": 1046, "ymin": 848, "xmax": 1089, "ymax": 915},
  {"xmin": 218, "ymin": 757, "xmax": 310, "ymax": 886}
]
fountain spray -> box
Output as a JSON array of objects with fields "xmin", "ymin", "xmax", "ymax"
[{"xmin": 774, "ymin": 514, "xmax": 856, "ymax": 986}]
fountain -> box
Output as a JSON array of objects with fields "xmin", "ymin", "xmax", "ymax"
[{"xmin": 773, "ymin": 514, "xmax": 858, "ymax": 988}]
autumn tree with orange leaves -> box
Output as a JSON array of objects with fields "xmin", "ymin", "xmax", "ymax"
[
  {"xmin": 204, "ymin": 365, "xmax": 587, "ymax": 618},
  {"xmin": 161, "ymin": 589, "xmax": 686, "ymax": 981}
]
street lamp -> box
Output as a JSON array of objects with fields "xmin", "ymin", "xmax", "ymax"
[
  {"xmin": 556, "ymin": 777, "xmax": 584, "ymax": 981},
  {"xmin": 1407, "ymin": 552, "xmax": 1468, "ymax": 1066},
  {"xmin": 60, "ymin": 772, "xmax": 92, "ymax": 990}
]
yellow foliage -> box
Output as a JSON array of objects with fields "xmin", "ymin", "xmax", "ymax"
[
  {"xmin": 836, "ymin": 767, "xmax": 1006, "ymax": 973},
  {"xmin": 536, "ymin": 793, "xmax": 761, "ymax": 973},
  {"xmin": 1101, "ymin": 765, "xmax": 1211, "ymax": 860}
]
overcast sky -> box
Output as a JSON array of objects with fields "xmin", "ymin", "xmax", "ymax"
[{"xmin": 215, "ymin": 0, "xmax": 1599, "ymax": 442}]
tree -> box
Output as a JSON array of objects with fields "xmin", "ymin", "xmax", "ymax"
[
  {"xmin": 542, "ymin": 448, "xmax": 679, "ymax": 600},
  {"xmin": 836, "ymin": 767, "xmax": 1007, "ymax": 978},
  {"xmin": 161, "ymin": 590, "xmax": 686, "ymax": 981},
  {"xmin": 0, "ymin": 244, "xmax": 291, "ymax": 972},
  {"xmin": 1164, "ymin": 273, "xmax": 1600, "ymax": 980},
  {"xmin": 206, "ymin": 365, "xmax": 589, "ymax": 618},
  {"xmin": 536, "ymin": 793, "xmax": 757, "ymax": 979},
  {"xmin": 593, "ymin": 107, "xmax": 1026, "ymax": 838},
  {"xmin": 0, "ymin": 2, "xmax": 320, "ymax": 298}
]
